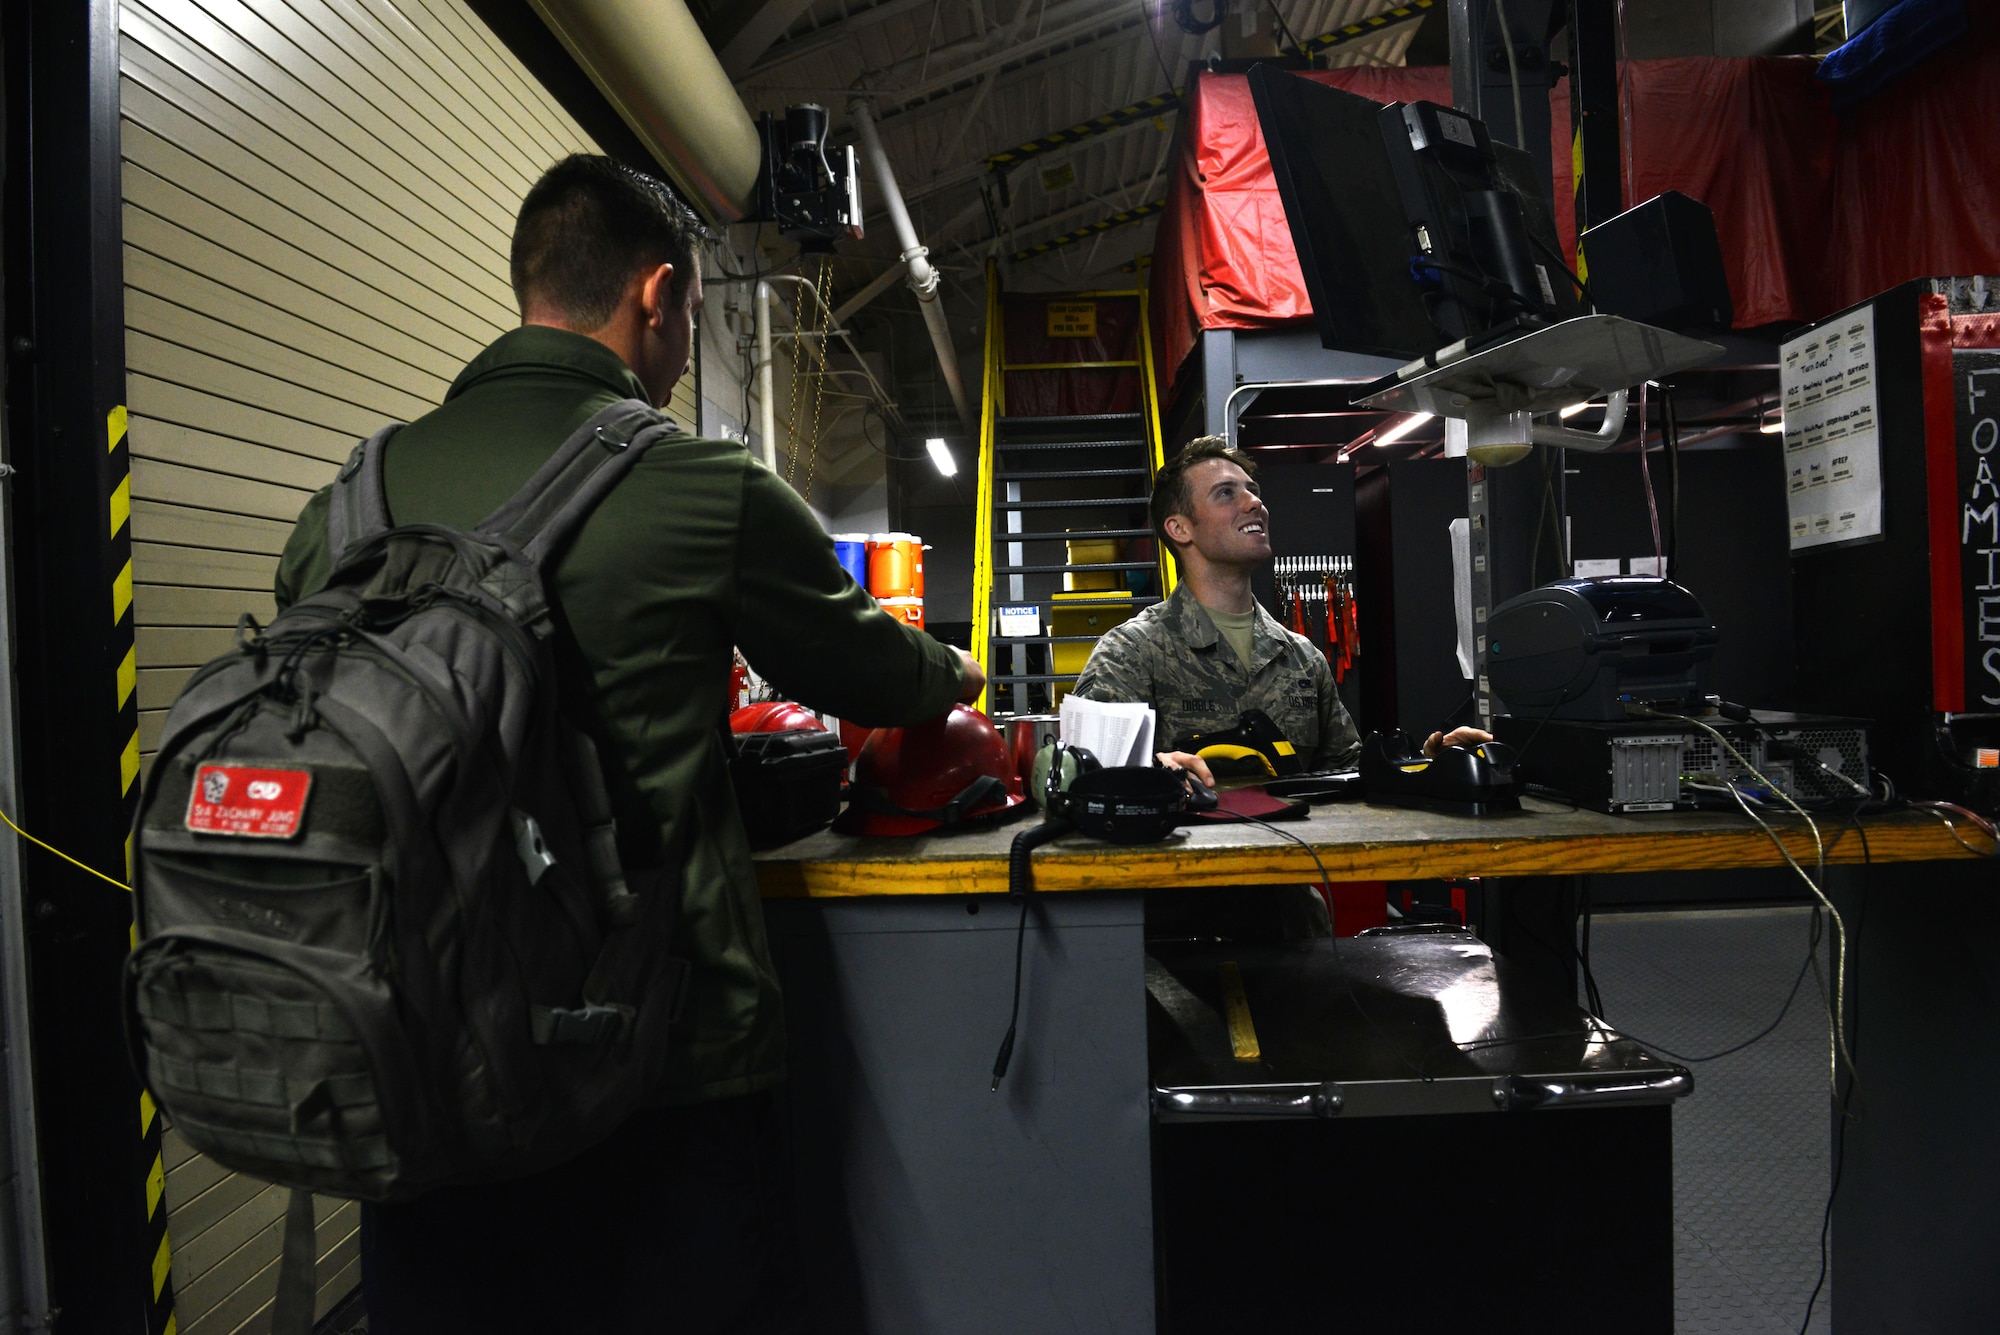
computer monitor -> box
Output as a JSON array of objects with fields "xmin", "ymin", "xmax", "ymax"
[{"xmin": 1249, "ymin": 65, "xmax": 1578, "ymax": 361}]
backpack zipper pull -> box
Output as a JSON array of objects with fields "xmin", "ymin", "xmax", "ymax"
[{"xmin": 286, "ymin": 679, "xmax": 320, "ymax": 741}]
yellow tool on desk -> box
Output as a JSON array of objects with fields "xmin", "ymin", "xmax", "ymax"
[{"xmin": 1186, "ymin": 709, "xmax": 1304, "ymax": 778}]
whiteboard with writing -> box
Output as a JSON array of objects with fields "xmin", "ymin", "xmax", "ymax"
[{"xmin": 1782, "ymin": 306, "xmax": 1884, "ymax": 550}]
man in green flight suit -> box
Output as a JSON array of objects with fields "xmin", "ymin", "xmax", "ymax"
[{"xmin": 275, "ymin": 155, "xmax": 981, "ymax": 1334}]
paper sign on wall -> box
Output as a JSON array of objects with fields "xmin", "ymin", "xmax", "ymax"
[{"xmin": 1783, "ymin": 306, "xmax": 1884, "ymax": 550}]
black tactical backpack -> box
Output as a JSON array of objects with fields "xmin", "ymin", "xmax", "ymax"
[{"xmin": 127, "ymin": 400, "xmax": 689, "ymax": 1235}]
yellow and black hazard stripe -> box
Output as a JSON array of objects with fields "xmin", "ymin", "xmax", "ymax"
[
  {"xmin": 109, "ymin": 403, "xmax": 178, "ymax": 1335},
  {"xmin": 987, "ymin": 90, "xmax": 1182, "ymax": 172},
  {"xmin": 1011, "ymin": 198, "xmax": 1166, "ymax": 264},
  {"xmin": 1290, "ymin": 0, "xmax": 1437, "ymax": 58}
]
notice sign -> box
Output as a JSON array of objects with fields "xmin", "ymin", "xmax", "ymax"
[
  {"xmin": 1046, "ymin": 301, "xmax": 1097, "ymax": 338},
  {"xmin": 997, "ymin": 604, "xmax": 1042, "ymax": 637},
  {"xmin": 186, "ymin": 765, "xmax": 312, "ymax": 839},
  {"xmin": 1783, "ymin": 306, "xmax": 1884, "ymax": 549}
]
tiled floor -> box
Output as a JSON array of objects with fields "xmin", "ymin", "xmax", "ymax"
[{"xmin": 1588, "ymin": 906, "xmax": 1836, "ymax": 1335}]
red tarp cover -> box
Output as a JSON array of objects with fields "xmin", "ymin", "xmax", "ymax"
[
  {"xmin": 1153, "ymin": 20, "xmax": 2000, "ymax": 400},
  {"xmin": 1001, "ymin": 292, "xmax": 1142, "ymax": 417},
  {"xmin": 1618, "ymin": 57, "xmax": 1836, "ymax": 329}
]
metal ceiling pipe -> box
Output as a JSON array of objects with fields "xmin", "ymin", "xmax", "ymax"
[
  {"xmin": 848, "ymin": 100, "xmax": 976, "ymax": 433},
  {"xmin": 527, "ymin": 0, "xmax": 760, "ymax": 223},
  {"xmin": 756, "ymin": 280, "xmax": 778, "ymax": 470}
]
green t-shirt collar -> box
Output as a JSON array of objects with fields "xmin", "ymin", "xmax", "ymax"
[{"xmin": 444, "ymin": 325, "xmax": 652, "ymax": 405}]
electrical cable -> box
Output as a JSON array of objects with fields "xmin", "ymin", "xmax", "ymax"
[
  {"xmin": 1663, "ymin": 382, "xmax": 1681, "ymax": 577},
  {"xmin": 1427, "ymin": 898, "xmax": 1827, "ymax": 1078},
  {"xmin": 1173, "ymin": 0, "xmax": 1226, "ymax": 36},
  {"xmin": 1263, "ymin": 0, "xmax": 1304, "ymax": 54},
  {"xmin": 1529, "ymin": 443, "xmax": 1566, "ymax": 585},
  {"xmin": 1636, "ymin": 382, "xmax": 1664, "ymax": 572},
  {"xmin": 1910, "ymin": 803, "xmax": 2000, "ymax": 858},
  {"xmin": 1138, "ymin": 0, "xmax": 1180, "ymax": 88},
  {"xmin": 1417, "ymin": 257, "xmax": 1544, "ymax": 317},
  {"xmin": 0, "ymin": 804, "xmax": 132, "ymax": 893},
  {"xmin": 1526, "ymin": 231, "xmax": 1593, "ymax": 306},
  {"xmin": 857, "ymin": 402, "xmax": 931, "ymax": 462},
  {"xmin": 1637, "ymin": 706, "xmax": 1862, "ymax": 1102},
  {"xmin": 1802, "ymin": 1089, "xmax": 1849, "ymax": 1334},
  {"xmin": 1808, "ymin": 827, "xmax": 1864, "ymax": 1327},
  {"xmin": 1578, "ymin": 879, "xmax": 1605, "ymax": 1018},
  {"xmin": 703, "ymin": 221, "xmax": 777, "ymax": 283},
  {"xmin": 991, "ymin": 817, "xmax": 1074, "ymax": 1090},
  {"xmin": 1491, "ymin": 0, "xmax": 1527, "ymax": 151}
]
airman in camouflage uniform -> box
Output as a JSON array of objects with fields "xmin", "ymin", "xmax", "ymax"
[{"xmin": 1072, "ymin": 582, "xmax": 1362, "ymax": 769}]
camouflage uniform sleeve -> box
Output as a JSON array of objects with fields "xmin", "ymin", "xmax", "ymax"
[
  {"xmin": 1071, "ymin": 622, "xmax": 1154, "ymax": 706},
  {"xmin": 1310, "ymin": 651, "xmax": 1363, "ymax": 769}
]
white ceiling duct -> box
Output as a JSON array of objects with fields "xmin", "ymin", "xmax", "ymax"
[{"xmin": 527, "ymin": 0, "xmax": 761, "ymax": 223}]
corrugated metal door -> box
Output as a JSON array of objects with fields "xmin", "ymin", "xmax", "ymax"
[{"xmin": 118, "ymin": 1, "xmax": 699, "ymax": 1328}]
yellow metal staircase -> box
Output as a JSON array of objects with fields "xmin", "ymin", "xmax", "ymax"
[{"xmin": 971, "ymin": 262, "xmax": 1173, "ymax": 716}]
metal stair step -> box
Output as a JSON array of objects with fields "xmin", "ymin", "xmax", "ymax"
[
  {"xmin": 993, "ymin": 467, "xmax": 1151, "ymax": 481},
  {"xmin": 993, "ymin": 528, "xmax": 1155, "ymax": 542},
  {"xmin": 994, "ymin": 497, "xmax": 1148, "ymax": 510},
  {"xmin": 988, "ymin": 596, "xmax": 1162, "ymax": 610},
  {"xmin": 998, "ymin": 412, "xmax": 1142, "ymax": 435},
  {"xmin": 993, "ymin": 438, "xmax": 1148, "ymax": 451},
  {"xmin": 993, "ymin": 561, "xmax": 1155, "ymax": 575}
]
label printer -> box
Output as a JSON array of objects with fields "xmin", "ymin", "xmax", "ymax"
[{"xmin": 1486, "ymin": 576, "xmax": 1718, "ymax": 720}]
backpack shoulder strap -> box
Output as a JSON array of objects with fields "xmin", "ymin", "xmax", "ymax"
[
  {"xmin": 324, "ymin": 423, "xmax": 401, "ymax": 565},
  {"xmin": 475, "ymin": 398, "xmax": 678, "ymax": 569}
]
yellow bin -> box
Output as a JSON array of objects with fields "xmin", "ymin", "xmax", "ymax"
[
  {"xmin": 1064, "ymin": 535, "xmax": 1124, "ymax": 592},
  {"xmin": 1050, "ymin": 591, "xmax": 1137, "ymax": 701}
]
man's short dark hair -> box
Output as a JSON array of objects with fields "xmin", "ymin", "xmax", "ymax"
[
  {"xmin": 510, "ymin": 155, "xmax": 705, "ymax": 328},
  {"xmin": 1151, "ymin": 435, "xmax": 1258, "ymax": 553}
]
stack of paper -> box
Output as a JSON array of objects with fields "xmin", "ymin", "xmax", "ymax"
[{"xmin": 1058, "ymin": 696, "xmax": 1156, "ymax": 768}]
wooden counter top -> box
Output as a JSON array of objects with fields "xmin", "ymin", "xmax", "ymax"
[{"xmin": 753, "ymin": 798, "xmax": 1989, "ymax": 898}]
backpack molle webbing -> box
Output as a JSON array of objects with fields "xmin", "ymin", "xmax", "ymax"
[{"xmin": 128, "ymin": 399, "xmax": 693, "ymax": 1235}]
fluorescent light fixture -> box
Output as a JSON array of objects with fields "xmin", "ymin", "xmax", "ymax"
[
  {"xmin": 1759, "ymin": 415, "xmax": 1784, "ymax": 434},
  {"xmin": 926, "ymin": 436, "xmax": 957, "ymax": 476},
  {"xmin": 1374, "ymin": 412, "xmax": 1433, "ymax": 446},
  {"xmin": 1558, "ymin": 400, "xmax": 1590, "ymax": 419}
]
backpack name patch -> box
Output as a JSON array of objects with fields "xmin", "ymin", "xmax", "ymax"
[{"xmin": 186, "ymin": 765, "xmax": 312, "ymax": 839}]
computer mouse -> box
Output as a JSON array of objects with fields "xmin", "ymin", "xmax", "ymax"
[{"xmin": 1179, "ymin": 770, "xmax": 1220, "ymax": 811}]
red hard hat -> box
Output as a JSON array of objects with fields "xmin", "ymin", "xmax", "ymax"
[
  {"xmin": 731, "ymin": 702, "xmax": 826, "ymax": 734},
  {"xmin": 837, "ymin": 718, "xmax": 873, "ymax": 763},
  {"xmin": 834, "ymin": 705, "xmax": 1027, "ymax": 836}
]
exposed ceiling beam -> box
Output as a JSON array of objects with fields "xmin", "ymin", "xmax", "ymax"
[
  {"xmin": 830, "ymin": 264, "xmax": 908, "ymax": 325},
  {"xmin": 891, "ymin": 89, "xmax": 1172, "ymax": 207},
  {"xmin": 848, "ymin": 0, "xmax": 1127, "ymax": 96},
  {"xmin": 1009, "ymin": 198, "xmax": 1163, "ymax": 263},
  {"xmin": 761, "ymin": 6, "xmax": 1146, "ymax": 122},
  {"xmin": 744, "ymin": 0, "xmax": 941, "ymax": 80},
  {"xmin": 715, "ymin": 0, "xmax": 824, "ymax": 76},
  {"xmin": 871, "ymin": 8, "xmax": 1143, "ymax": 120},
  {"xmin": 959, "ymin": 164, "xmax": 1170, "ymax": 249},
  {"xmin": 1287, "ymin": 0, "xmax": 1437, "ymax": 60},
  {"xmin": 985, "ymin": 87, "xmax": 1182, "ymax": 172}
]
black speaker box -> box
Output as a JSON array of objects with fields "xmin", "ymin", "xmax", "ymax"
[{"xmin": 1579, "ymin": 191, "xmax": 1733, "ymax": 334}]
